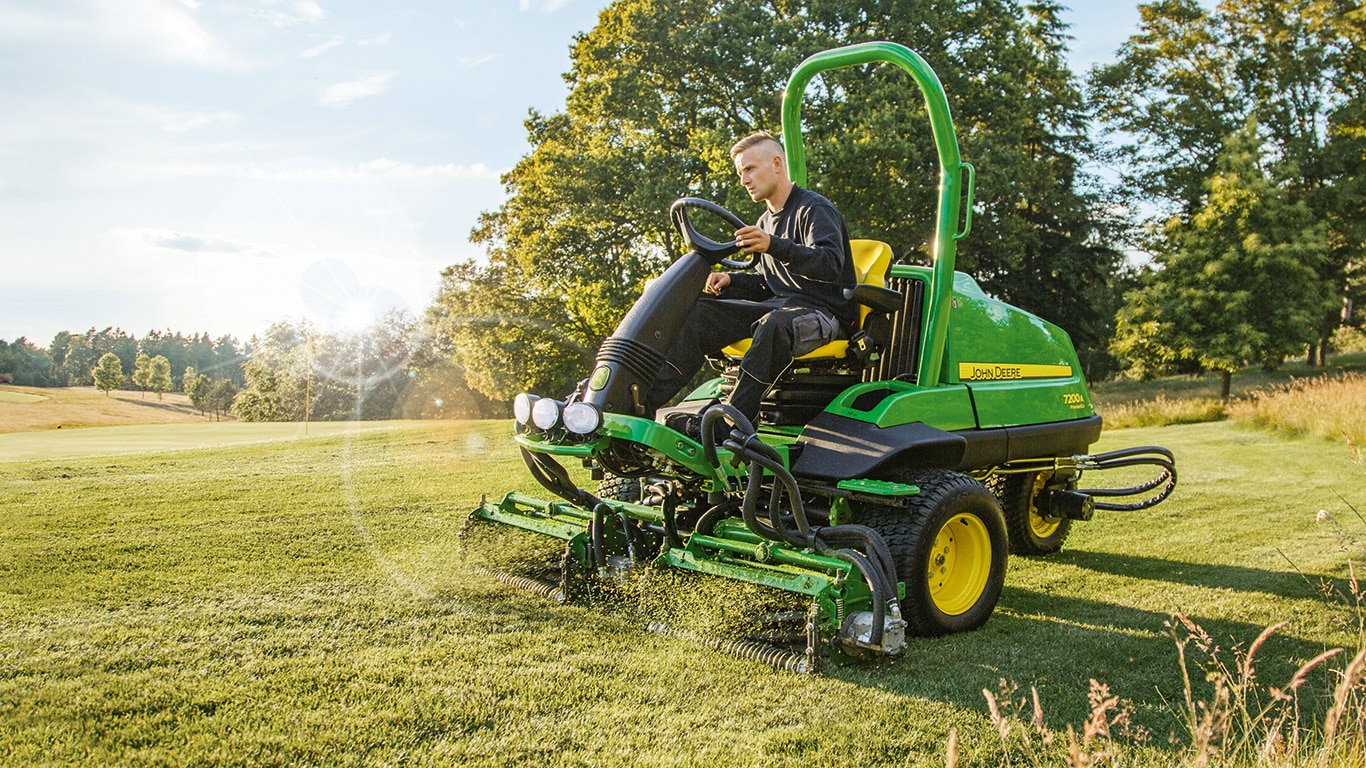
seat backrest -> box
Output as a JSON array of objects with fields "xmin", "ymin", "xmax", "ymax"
[
  {"xmin": 849, "ymin": 239, "xmax": 893, "ymax": 326},
  {"xmin": 851, "ymin": 239, "xmax": 893, "ymax": 288}
]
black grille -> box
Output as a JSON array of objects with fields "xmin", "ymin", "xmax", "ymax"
[
  {"xmin": 864, "ymin": 276, "xmax": 925, "ymax": 384},
  {"xmin": 597, "ymin": 336, "xmax": 666, "ymax": 382}
]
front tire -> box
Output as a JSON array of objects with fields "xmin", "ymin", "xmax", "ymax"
[{"xmin": 859, "ymin": 470, "xmax": 1008, "ymax": 636}]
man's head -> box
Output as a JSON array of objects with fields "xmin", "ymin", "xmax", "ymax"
[{"xmin": 731, "ymin": 131, "xmax": 791, "ymax": 208}]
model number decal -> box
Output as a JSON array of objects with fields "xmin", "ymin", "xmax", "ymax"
[
  {"xmin": 957, "ymin": 362, "xmax": 1074, "ymax": 381},
  {"xmin": 1063, "ymin": 393, "xmax": 1086, "ymax": 408}
]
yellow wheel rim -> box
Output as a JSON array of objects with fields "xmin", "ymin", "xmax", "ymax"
[
  {"xmin": 1027, "ymin": 473, "xmax": 1062, "ymax": 539},
  {"xmin": 927, "ymin": 514, "xmax": 993, "ymax": 616}
]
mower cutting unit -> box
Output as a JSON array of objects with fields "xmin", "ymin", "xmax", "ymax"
[{"xmin": 470, "ymin": 42, "xmax": 1176, "ymax": 671}]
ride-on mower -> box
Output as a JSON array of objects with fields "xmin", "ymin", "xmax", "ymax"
[{"xmin": 469, "ymin": 41, "xmax": 1176, "ymax": 672}]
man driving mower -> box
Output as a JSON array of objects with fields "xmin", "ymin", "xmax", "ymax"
[{"xmin": 645, "ymin": 131, "xmax": 859, "ymax": 434}]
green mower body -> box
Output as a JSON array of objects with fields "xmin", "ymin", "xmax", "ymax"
[{"xmin": 471, "ymin": 42, "xmax": 1174, "ymax": 669}]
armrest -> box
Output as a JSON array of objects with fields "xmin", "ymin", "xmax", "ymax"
[{"xmin": 852, "ymin": 284, "xmax": 903, "ymax": 314}]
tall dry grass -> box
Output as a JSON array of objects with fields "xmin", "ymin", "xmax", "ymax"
[
  {"xmin": 948, "ymin": 442, "xmax": 1366, "ymax": 767},
  {"xmin": 1226, "ymin": 373, "xmax": 1366, "ymax": 443},
  {"xmin": 1099, "ymin": 396, "xmax": 1228, "ymax": 430}
]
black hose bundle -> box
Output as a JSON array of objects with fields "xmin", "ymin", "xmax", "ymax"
[
  {"xmin": 1080, "ymin": 445, "xmax": 1178, "ymax": 511},
  {"xmin": 700, "ymin": 404, "xmax": 900, "ymax": 647}
]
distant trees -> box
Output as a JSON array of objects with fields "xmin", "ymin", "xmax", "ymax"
[
  {"xmin": 231, "ymin": 314, "xmax": 447, "ymax": 422},
  {"xmin": 44, "ymin": 328, "xmax": 245, "ymax": 389},
  {"xmin": 92, "ymin": 353, "xmax": 125, "ymax": 396},
  {"xmin": 0, "ymin": 338, "xmax": 54, "ymax": 386}
]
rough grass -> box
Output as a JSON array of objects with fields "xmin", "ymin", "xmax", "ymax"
[
  {"xmin": 0, "ymin": 384, "xmax": 214, "ymax": 433},
  {"xmin": 1226, "ymin": 372, "xmax": 1366, "ymax": 444},
  {"xmin": 2, "ymin": 419, "xmax": 1363, "ymax": 765},
  {"xmin": 1093, "ymin": 352, "xmax": 1366, "ymax": 432}
]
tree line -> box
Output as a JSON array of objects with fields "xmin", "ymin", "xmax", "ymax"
[{"xmin": 6, "ymin": 0, "xmax": 1361, "ymax": 419}]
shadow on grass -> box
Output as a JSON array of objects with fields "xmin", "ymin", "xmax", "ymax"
[
  {"xmin": 833, "ymin": 586, "xmax": 1339, "ymax": 741},
  {"xmin": 1052, "ymin": 548, "xmax": 1326, "ymax": 602}
]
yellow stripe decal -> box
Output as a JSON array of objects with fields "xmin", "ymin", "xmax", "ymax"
[{"xmin": 958, "ymin": 362, "xmax": 1074, "ymax": 381}]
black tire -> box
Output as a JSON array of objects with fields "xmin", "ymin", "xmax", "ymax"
[
  {"xmin": 993, "ymin": 471, "xmax": 1071, "ymax": 556},
  {"xmin": 857, "ymin": 470, "xmax": 1008, "ymax": 637},
  {"xmin": 597, "ymin": 473, "xmax": 641, "ymax": 503}
]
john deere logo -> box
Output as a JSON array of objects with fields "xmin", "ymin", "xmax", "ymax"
[
  {"xmin": 588, "ymin": 365, "xmax": 611, "ymax": 391},
  {"xmin": 958, "ymin": 362, "xmax": 1073, "ymax": 381}
]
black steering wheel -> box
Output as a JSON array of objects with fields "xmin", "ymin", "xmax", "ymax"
[{"xmin": 669, "ymin": 197, "xmax": 756, "ymax": 269}]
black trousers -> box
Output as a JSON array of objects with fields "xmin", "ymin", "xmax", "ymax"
[{"xmin": 646, "ymin": 298, "xmax": 839, "ymax": 421}]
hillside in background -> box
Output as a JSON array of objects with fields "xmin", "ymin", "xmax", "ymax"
[{"xmin": 0, "ymin": 385, "xmax": 218, "ymax": 434}]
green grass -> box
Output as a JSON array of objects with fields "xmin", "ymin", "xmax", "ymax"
[
  {"xmin": 1, "ymin": 420, "xmax": 1362, "ymax": 765},
  {"xmin": 0, "ymin": 421, "xmax": 405, "ymax": 462}
]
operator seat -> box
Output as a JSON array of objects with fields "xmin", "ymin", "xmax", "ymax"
[
  {"xmin": 721, "ymin": 238, "xmax": 897, "ymax": 361},
  {"xmin": 714, "ymin": 239, "xmax": 910, "ymax": 426}
]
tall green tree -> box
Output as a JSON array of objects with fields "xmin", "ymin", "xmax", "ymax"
[
  {"xmin": 1091, "ymin": 0, "xmax": 1365, "ymax": 363},
  {"xmin": 443, "ymin": 0, "xmax": 1131, "ymax": 401},
  {"xmin": 131, "ymin": 354, "xmax": 153, "ymax": 396},
  {"xmin": 148, "ymin": 355, "xmax": 173, "ymax": 400},
  {"xmin": 92, "ymin": 352, "xmax": 124, "ymax": 396},
  {"xmin": 1110, "ymin": 125, "xmax": 1328, "ymax": 397}
]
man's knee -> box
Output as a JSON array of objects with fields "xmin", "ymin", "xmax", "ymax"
[{"xmin": 750, "ymin": 311, "xmax": 797, "ymax": 351}]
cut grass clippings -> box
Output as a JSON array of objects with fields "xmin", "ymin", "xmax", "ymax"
[{"xmin": 2, "ymin": 419, "xmax": 1364, "ymax": 765}]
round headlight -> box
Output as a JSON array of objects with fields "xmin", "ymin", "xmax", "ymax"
[
  {"xmin": 531, "ymin": 397, "xmax": 562, "ymax": 430},
  {"xmin": 513, "ymin": 393, "xmax": 537, "ymax": 425},
  {"xmin": 562, "ymin": 402, "xmax": 602, "ymax": 435}
]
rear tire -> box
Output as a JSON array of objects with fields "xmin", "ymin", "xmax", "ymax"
[
  {"xmin": 994, "ymin": 471, "xmax": 1071, "ymax": 555},
  {"xmin": 857, "ymin": 470, "xmax": 1008, "ymax": 636}
]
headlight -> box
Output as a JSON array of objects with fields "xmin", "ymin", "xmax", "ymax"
[
  {"xmin": 513, "ymin": 393, "xmax": 538, "ymax": 425},
  {"xmin": 531, "ymin": 397, "xmax": 562, "ymax": 430},
  {"xmin": 562, "ymin": 402, "xmax": 602, "ymax": 435}
]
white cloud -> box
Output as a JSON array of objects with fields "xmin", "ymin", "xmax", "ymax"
[
  {"xmin": 253, "ymin": 0, "xmax": 326, "ymax": 28},
  {"xmin": 518, "ymin": 0, "xmax": 571, "ymax": 11},
  {"xmin": 358, "ymin": 32, "xmax": 392, "ymax": 46},
  {"xmin": 163, "ymin": 110, "xmax": 240, "ymax": 132},
  {"xmin": 110, "ymin": 228, "xmax": 273, "ymax": 256},
  {"xmin": 0, "ymin": 0, "xmax": 236, "ymax": 68},
  {"xmin": 459, "ymin": 54, "xmax": 497, "ymax": 69},
  {"xmin": 138, "ymin": 159, "xmax": 502, "ymax": 184},
  {"xmin": 300, "ymin": 36, "xmax": 345, "ymax": 59},
  {"xmin": 319, "ymin": 72, "xmax": 397, "ymax": 108}
]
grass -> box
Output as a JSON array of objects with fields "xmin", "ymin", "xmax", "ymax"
[
  {"xmin": 1092, "ymin": 352, "xmax": 1366, "ymax": 433},
  {"xmin": 2, "ymin": 419, "xmax": 1363, "ymax": 765},
  {"xmin": 0, "ymin": 385, "xmax": 215, "ymax": 433},
  {"xmin": 0, "ymin": 421, "xmax": 403, "ymax": 462}
]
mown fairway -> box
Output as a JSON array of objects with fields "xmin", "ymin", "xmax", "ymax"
[{"xmin": 1, "ymin": 420, "xmax": 1361, "ymax": 766}]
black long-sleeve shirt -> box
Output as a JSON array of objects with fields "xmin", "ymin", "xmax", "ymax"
[{"xmin": 721, "ymin": 185, "xmax": 859, "ymax": 329}]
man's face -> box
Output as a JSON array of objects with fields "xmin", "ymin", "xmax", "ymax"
[{"xmin": 733, "ymin": 143, "xmax": 784, "ymax": 203}]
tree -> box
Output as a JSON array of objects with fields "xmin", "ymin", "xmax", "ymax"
[
  {"xmin": 1110, "ymin": 125, "xmax": 1328, "ymax": 398},
  {"xmin": 444, "ymin": 0, "xmax": 1132, "ymax": 401},
  {"xmin": 148, "ymin": 355, "xmax": 172, "ymax": 400},
  {"xmin": 92, "ymin": 352, "xmax": 124, "ymax": 396},
  {"xmin": 184, "ymin": 368, "xmax": 213, "ymax": 416},
  {"xmin": 1091, "ymin": 0, "xmax": 1366, "ymax": 363},
  {"xmin": 0, "ymin": 338, "xmax": 54, "ymax": 386},
  {"xmin": 131, "ymin": 354, "xmax": 153, "ymax": 396},
  {"xmin": 206, "ymin": 379, "xmax": 238, "ymax": 421}
]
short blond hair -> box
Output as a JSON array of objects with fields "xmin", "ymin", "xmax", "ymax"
[{"xmin": 730, "ymin": 130, "xmax": 783, "ymax": 158}]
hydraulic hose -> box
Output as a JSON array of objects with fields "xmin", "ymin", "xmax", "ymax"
[
  {"xmin": 1079, "ymin": 446, "xmax": 1178, "ymax": 511},
  {"xmin": 831, "ymin": 548, "xmax": 888, "ymax": 647}
]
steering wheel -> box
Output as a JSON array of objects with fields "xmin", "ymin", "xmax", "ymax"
[{"xmin": 669, "ymin": 197, "xmax": 756, "ymax": 269}]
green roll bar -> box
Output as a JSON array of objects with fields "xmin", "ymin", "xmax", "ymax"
[{"xmin": 780, "ymin": 41, "xmax": 974, "ymax": 389}]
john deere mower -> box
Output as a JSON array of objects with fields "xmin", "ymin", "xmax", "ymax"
[{"xmin": 470, "ymin": 41, "xmax": 1175, "ymax": 672}]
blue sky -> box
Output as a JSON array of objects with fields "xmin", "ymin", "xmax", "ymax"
[{"xmin": 0, "ymin": 0, "xmax": 1140, "ymax": 347}]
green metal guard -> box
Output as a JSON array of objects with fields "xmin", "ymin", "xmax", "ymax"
[{"xmin": 780, "ymin": 41, "xmax": 972, "ymax": 389}]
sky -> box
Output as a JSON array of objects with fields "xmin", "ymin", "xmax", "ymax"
[{"xmin": 0, "ymin": 0, "xmax": 1141, "ymax": 347}]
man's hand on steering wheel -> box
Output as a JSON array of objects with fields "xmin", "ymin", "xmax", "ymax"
[{"xmin": 733, "ymin": 225, "xmax": 770, "ymax": 254}]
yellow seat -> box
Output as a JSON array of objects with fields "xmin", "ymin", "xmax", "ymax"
[{"xmin": 721, "ymin": 239, "xmax": 894, "ymax": 360}]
